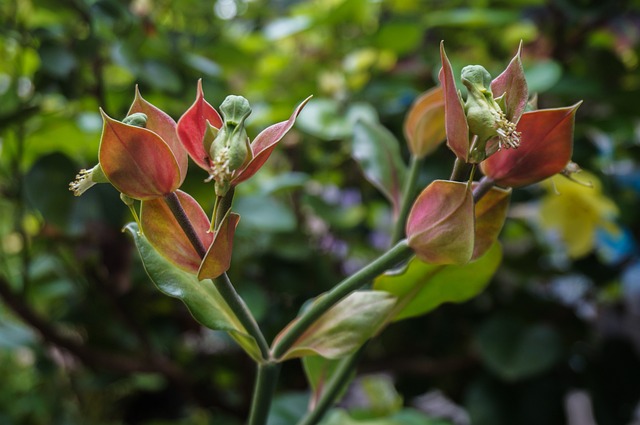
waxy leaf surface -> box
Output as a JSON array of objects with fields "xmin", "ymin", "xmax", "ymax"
[
  {"xmin": 439, "ymin": 42, "xmax": 469, "ymax": 161},
  {"xmin": 473, "ymin": 185, "xmax": 511, "ymax": 259},
  {"xmin": 198, "ymin": 212, "xmax": 240, "ymax": 280},
  {"xmin": 274, "ymin": 290, "xmax": 396, "ymax": 360},
  {"xmin": 125, "ymin": 223, "xmax": 261, "ymax": 362},
  {"xmin": 128, "ymin": 87, "xmax": 189, "ymax": 183},
  {"xmin": 99, "ymin": 111, "xmax": 180, "ymax": 200},
  {"xmin": 374, "ymin": 243, "xmax": 502, "ymax": 321},
  {"xmin": 406, "ymin": 180, "xmax": 474, "ymax": 264},
  {"xmin": 177, "ymin": 79, "xmax": 223, "ymax": 171},
  {"xmin": 481, "ymin": 103, "xmax": 580, "ymax": 188},
  {"xmin": 490, "ymin": 42, "xmax": 528, "ymax": 124},
  {"xmin": 140, "ymin": 190, "xmax": 213, "ymax": 274}
]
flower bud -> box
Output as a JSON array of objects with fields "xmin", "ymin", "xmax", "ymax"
[
  {"xmin": 206, "ymin": 95, "xmax": 253, "ymax": 196},
  {"xmin": 462, "ymin": 65, "xmax": 520, "ymax": 163},
  {"xmin": 122, "ymin": 112, "xmax": 148, "ymax": 128}
]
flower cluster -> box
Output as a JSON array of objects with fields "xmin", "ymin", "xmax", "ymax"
[
  {"xmin": 406, "ymin": 42, "xmax": 581, "ymax": 264},
  {"xmin": 71, "ymin": 81, "xmax": 309, "ymax": 278}
]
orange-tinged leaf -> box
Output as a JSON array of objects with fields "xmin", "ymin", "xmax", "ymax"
[
  {"xmin": 177, "ymin": 79, "xmax": 223, "ymax": 171},
  {"xmin": 403, "ymin": 86, "xmax": 446, "ymax": 158},
  {"xmin": 481, "ymin": 103, "xmax": 581, "ymax": 188},
  {"xmin": 406, "ymin": 180, "xmax": 474, "ymax": 264},
  {"xmin": 234, "ymin": 96, "xmax": 311, "ymax": 185},
  {"xmin": 128, "ymin": 87, "xmax": 189, "ymax": 184},
  {"xmin": 99, "ymin": 110, "xmax": 180, "ymax": 200},
  {"xmin": 198, "ymin": 212, "xmax": 240, "ymax": 280},
  {"xmin": 473, "ymin": 185, "xmax": 511, "ymax": 259},
  {"xmin": 439, "ymin": 41, "xmax": 469, "ymax": 161},
  {"xmin": 140, "ymin": 190, "xmax": 213, "ymax": 274}
]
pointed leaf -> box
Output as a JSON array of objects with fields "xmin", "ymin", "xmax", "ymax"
[
  {"xmin": 273, "ymin": 290, "xmax": 396, "ymax": 360},
  {"xmin": 233, "ymin": 96, "xmax": 311, "ymax": 184},
  {"xmin": 406, "ymin": 180, "xmax": 474, "ymax": 264},
  {"xmin": 352, "ymin": 119, "xmax": 407, "ymax": 215},
  {"xmin": 490, "ymin": 42, "xmax": 528, "ymax": 124},
  {"xmin": 481, "ymin": 103, "xmax": 580, "ymax": 188},
  {"xmin": 128, "ymin": 87, "xmax": 189, "ymax": 184},
  {"xmin": 473, "ymin": 185, "xmax": 511, "ymax": 259},
  {"xmin": 99, "ymin": 110, "xmax": 180, "ymax": 200},
  {"xmin": 125, "ymin": 223, "xmax": 261, "ymax": 362},
  {"xmin": 374, "ymin": 243, "xmax": 502, "ymax": 321},
  {"xmin": 439, "ymin": 42, "xmax": 469, "ymax": 161},
  {"xmin": 176, "ymin": 79, "xmax": 223, "ymax": 171},
  {"xmin": 403, "ymin": 86, "xmax": 446, "ymax": 158},
  {"xmin": 198, "ymin": 212, "xmax": 240, "ymax": 280},
  {"xmin": 140, "ymin": 190, "xmax": 213, "ymax": 274}
]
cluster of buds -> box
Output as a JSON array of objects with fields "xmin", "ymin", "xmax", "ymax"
[
  {"xmin": 406, "ymin": 42, "xmax": 581, "ymax": 264},
  {"xmin": 70, "ymin": 81, "xmax": 309, "ymax": 278}
]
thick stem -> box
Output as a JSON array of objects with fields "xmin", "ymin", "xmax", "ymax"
[
  {"xmin": 163, "ymin": 193, "xmax": 270, "ymax": 361},
  {"xmin": 248, "ymin": 362, "xmax": 281, "ymax": 425},
  {"xmin": 473, "ymin": 176, "xmax": 496, "ymax": 203},
  {"xmin": 391, "ymin": 155, "xmax": 423, "ymax": 244},
  {"xmin": 272, "ymin": 240, "xmax": 412, "ymax": 359},
  {"xmin": 297, "ymin": 344, "xmax": 366, "ymax": 425},
  {"xmin": 216, "ymin": 273, "xmax": 271, "ymax": 360},
  {"xmin": 163, "ymin": 192, "xmax": 207, "ymax": 259}
]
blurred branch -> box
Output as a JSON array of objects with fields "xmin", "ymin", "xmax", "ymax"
[{"xmin": 0, "ymin": 274, "xmax": 240, "ymax": 414}]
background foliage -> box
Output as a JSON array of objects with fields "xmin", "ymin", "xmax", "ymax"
[{"xmin": 1, "ymin": 0, "xmax": 640, "ymax": 424}]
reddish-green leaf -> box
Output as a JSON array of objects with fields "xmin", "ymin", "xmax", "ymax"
[
  {"xmin": 176, "ymin": 79, "xmax": 223, "ymax": 171},
  {"xmin": 439, "ymin": 41, "xmax": 469, "ymax": 161},
  {"xmin": 234, "ymin": 96, "xmax": 311, "ymax": 185},
  {"xmin": 481, "ymin": 103, "xmax": 581, "ymax": 188},
  {"xmin": 140, "ymin": 190, "xmax": 213, "ymax": 274},
  {"xmin": 491, "ymin": 42, "xmax": 528, "ymax": 124},
  {"xmin": 473, "ymin": 185, "xmax": 511, "ymax": 259},
  {"xmin": 128, "ymin": 87, "xmax": 189, "ymax": 184},
  {"xmin": 273, "ymin": 291, "xmax": 396, "ymax": 360},
  {"xmin": 406, "ymin": 180, "xmax": 474, "ymax": 264},
  {"xmin": 99, "ymin": 110, "xmax": 180, "ymax": 200},
  {"xmin": 403, "ymin": 86, "xmax": 446, "ymax": 158},
  {"xmin": 198, "ymin": 212, "xmax": 240, "ymax": 280}
]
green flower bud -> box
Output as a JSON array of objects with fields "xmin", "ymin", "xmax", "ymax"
[
  {"xmin": 461, "ymin": 65, "xmax": 520, "ymax": 163},
  {"xmin": 122, "ymin": 112, "xmax": 148, "ymax": 128},
  {"xmin": 206, "ymin": 95, "xmax": 253, "ymax": 196}
]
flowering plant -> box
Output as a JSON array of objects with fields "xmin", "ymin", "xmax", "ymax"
[{"xmin": 69, "ymin": 42, "xmax": 584, "ymax": 425}]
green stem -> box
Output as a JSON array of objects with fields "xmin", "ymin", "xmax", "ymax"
[
  {"xmin": 391, "ymin": 155, "xmax": 423, "ymax": 244},
  {"xmin": 163, "ymin": 193, "xmax": 207, "ymax": 259},
  {"xmin": 248, "ymin": 362, "xmax": 281, "ymax": 425},
  {"xmin": 297, "ymin": 344, "xmax": 367, "ymax": 425},
  {"xmin": 216, "ymin": 272, "xmax": 271, "ymax": 360},
  {"xmin": 272, "ymin": 240, "xmax": 412, "ymax": 359},
  {"xmin": 163, "ymin": 193, "xmax": 270, "ymax": 361}
]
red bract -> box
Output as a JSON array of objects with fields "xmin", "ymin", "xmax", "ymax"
[
  {"xmin": 406, "ymin": 180, "xmax": 474, "ymax": 265},
  {"xmin": 177, "ymin": 80, "xmax": 311, "ymax": 186},
  {"xmin": 406, "ymin": 181, "xmax": 511, "ymax": 265},
  {"xmin": 98, "ymin": 89, "xmax": 188, "ymax": 200},
  {"xmin": 439, "ymin": 41, "xmax": 528, "ymax": 162},
  {"xmin": 140, "ymin": 190, "xmax": 239, "ymax": 278},
  {"xmin": 480, "ymin": 103, "xmax": 581, "ymax": 188}
]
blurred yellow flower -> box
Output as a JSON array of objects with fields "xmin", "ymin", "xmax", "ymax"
[{"xmin": 540, "ymin": 171, "xmax": 618, "ymax": 258}]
